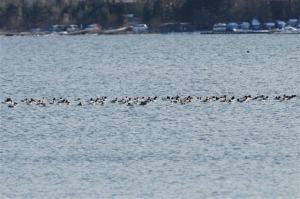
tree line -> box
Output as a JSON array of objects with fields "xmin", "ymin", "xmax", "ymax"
[{"xmin": 0, "ymin": 0, "xmax": 299, "ymax": 30}]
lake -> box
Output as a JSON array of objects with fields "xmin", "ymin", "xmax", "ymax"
[{"xmin": 0, "ymin": 34, "xmax": 299, "ymax": 198}]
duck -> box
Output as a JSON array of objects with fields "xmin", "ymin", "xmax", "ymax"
[
  {"xmin": 172, "ymin": 97, "xmax": 178, "ymax": 103},
  {"xmin": 3, "ymin": 98, "xmax": 13, "ymax": 104},
  {"xmin": 237, "ymin": 98, "xmax": 245, "ymax": 102},
  {"xmin": 111, "ymin": 98, "xmax": 118, "ymax": 103},
  {"xmin": 8, "ymin": 104, "xmax": 15, "ymax": 108},
  {"xmin": 97, "ymin": 101, "xmax": 104, "ymax": 105},
  {"xmin": 210, "ymin": 96, "xmax": 217, "ymax": 101},
  {"xmin": 133, "ymin": 97, "xmax": 139, "ymax": 102},
  {"xmin": 139, "ymin": 101, "xmax": 147, "ymax": 105},
  {"xmin": 162, "ymin": 96, "xmax": 170, "ymax": 101},
  {"xmin": 57, "ymin": 97, "xmax": 64, "ymax": 103},
  {"xmin": 201, "ymin": 97, "xmax": 210, "ymax": 102},
  {"xmin": 40, "ymin": 102, "xmax": 47, "ymax": 107},
  {"xmin": 126, "ymin": 98, "xmax": 132, "ymax": 103},
  {"xmin": 228, "ymin": 96, "xmax": 235, "ymax": 103},
  {"xmin": 8, "ymin": 102, "xmax": 18, "ymax": 107},
  {"xmin": 21, "ymin": 98, "xmax": 28, "ymax": 102},
  {"xmin": 147, "ymin": 97, "xmax": 152, "ymax": 102},
  {"xmin": 127, "ymin": 102, "xmax": 134, "ymax": 106},
  {"xmin": 27, "ymin": 98, "xmax": 36, "ymax": 105},
  {"xmin": 219, "ymin": 95, "xmax": 227, "ymax": 102},
  {"xmin": 77, "ymin": 102, "xmax": 83, "ymax": 106},
  {"xmin": 180, "ymin": 99, "xmax": 185, "ymax": 104},
  {"xmin": 49, "ymin": 98, "xmax": 55, "ymax": 104},
  {"xmin": 95, "ymin": 98, "xmax": 103, "ymax": 104},
  {"xmin": 237, "ymin": 95, "xmax": 251, "ymax": 102}
]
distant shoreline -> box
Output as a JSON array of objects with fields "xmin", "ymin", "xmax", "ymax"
[{"xmin": 1, "ymin": 29, "xmax": 299, "ymax": 36}]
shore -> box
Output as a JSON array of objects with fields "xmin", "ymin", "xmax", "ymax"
[{"xmin": 0, "ymin": 29, "xmax": 298, "ymax": 36}]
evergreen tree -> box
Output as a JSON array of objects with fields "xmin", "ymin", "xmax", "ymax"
[
  {"xmin": 4, "ymin": 1, "xmax": 23, "ymax": 28},
  {"xmin": 153, "ymin": 0, "xmax": 165, "ymax": 19},
  {"xmin": 29, "ymin": 1, "xmax": 51, "ymax": 27},
  {"xmin": 143, "ymin": 1, "xmax": 152, "ymax": 23}
]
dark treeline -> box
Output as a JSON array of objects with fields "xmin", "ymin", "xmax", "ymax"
[{"xmin": 0, "ymin": 0, "xmax": 299, "ymax": 30}]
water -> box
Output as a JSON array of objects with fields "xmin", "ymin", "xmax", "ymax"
[{"xmin": 1, "ymin": 34, "xmax": 300, "ymax": 198}]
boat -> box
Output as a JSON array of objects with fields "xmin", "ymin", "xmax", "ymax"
[
  {"xmin": 212, "ymin": 23, "xmax": 227, "ymax": 31},
  {"xmin": 279, "ymin": 26, "xmax": 300, "ymax": 34},
  {"xmin": 132, "ymin": 24, "xmax": 148, "ymax": 33},
  {"xmin": 239, "ymin": 22, "xmax": 250, "ymax": 30},
  {"xmin": 286, "ymin": 19, "xmax": 298, "ymax": 27},
  {"xmin": 263, "ymin": 22, "xmax": 276, "ymax": 30},
  {"xmin": 251, "ymin": 18, "xmax": 261, "ymax": 30},
  {"xmin": 84, "ymin": 24, "xmax": 101, "ymax": 33},
  {"xmin": 274, "ymin": 21, "xmax": 285, "ymax": 29},
  {"xmin": 101, "ymin": 26, "xmax": 127, "ymax": 34},
  {"xmin": 66, "ymin": 25, "xmax": 80, "ymax": 32},
  {"xmin": 226, "ymin": 22, "xmax": 239, "ymax": 31}
]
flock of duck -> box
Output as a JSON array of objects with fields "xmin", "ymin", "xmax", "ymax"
[{"xmin": 2, "ymin": 94, "xmax": 298, "ymax": 108}]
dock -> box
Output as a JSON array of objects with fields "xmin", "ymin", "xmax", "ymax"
[
  {"xmin": 200, "ymin": 30, "xmax": 270, "ymax": 34},
  {"xmin": 67, "ymin": 30, "xmax": 90, "ymax": 35}
]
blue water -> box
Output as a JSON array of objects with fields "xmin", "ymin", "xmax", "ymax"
[{"xmin": 1, "ymin": 34, "xmax": 300, "ymax": 198}]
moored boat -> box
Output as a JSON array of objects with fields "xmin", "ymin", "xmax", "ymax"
[
  {"xmin": 251, "ymin": 18, "xmax": 261, "ymax": 30},
  {"xmin": 213, "ymin": 23, "xmax": 227, "ymax": 31},
  {"xmin": 279, "ymin": 26, "xmax": 300, "ymax": 34}
]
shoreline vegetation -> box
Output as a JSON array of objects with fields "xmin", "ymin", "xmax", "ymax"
[{"xmin": 0, "ymin": 0, "xmax": 299, "ymax": 35}]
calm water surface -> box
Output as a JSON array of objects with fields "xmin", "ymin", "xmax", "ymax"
[{"xmin": 1, "ymin": 34, "xmax": 300, "ymax": 198}]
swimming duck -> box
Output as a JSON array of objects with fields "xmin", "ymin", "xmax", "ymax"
[
  {"xmin": 89, "ymin": 98, "xmax": 95, "ymax": 104},
  {"xmin": 3, "ymin": 98, "xmax": 13, "ymax": 104},
  {"xmin": 219, "ymin": 95, "xmax": 227, "ymax": 102},
  {"xmin": 180, "ymin": 99, "xmax": 185, "ymax": 104},
  {"xmin": 127, "ymin": 102, "xmax": 134, "ymax": 106},
  {"xmin": 49, "ymin": 99, "xmax": 55, "ymax": 104},
  {"xmin": 57, "ymin": 97, "xmax": 64, "ymax": 103},
  {"xmin": 139, "ymin": 101, "xmax": 147, "ymax": 105},
  {"xmin": 111, "ymin": 98, "xmax": 117, "ymax": 103},
  {"xmin": 26, "ymin": 98, "xmax": 36, "ymax": 104},
  {"xmin": 8, "ymin": 104, "xmax": 15, "ymax": 108},
  {"xmin": 21, "ymin": 98, "xmax": 28, "ymax": 102},
  {"xmin": 228, "ymin": 96, "xmax": 235, "ymax": 103},
  {"xmin": 201, "ymin": 97, "xmax": 210, "ymax": 102},
  {"xmin": 8, "ymin": 102, "xmax": 18, "ymax": 107}
]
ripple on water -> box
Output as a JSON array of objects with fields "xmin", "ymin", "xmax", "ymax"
[{"xmin": 1, "ymin": 34, "xmax": 299, "ymax": 198}]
